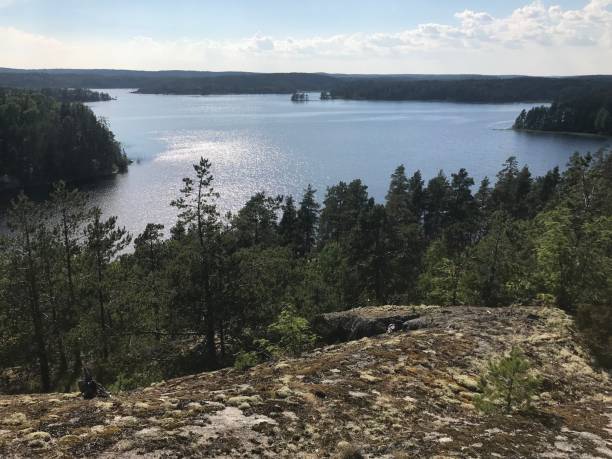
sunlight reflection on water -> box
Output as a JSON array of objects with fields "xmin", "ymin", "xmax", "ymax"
[{"xmin": 71, "ymin": 89, "xmax": 611, "ymax": 239}]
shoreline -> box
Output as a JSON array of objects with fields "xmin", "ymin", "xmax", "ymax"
[{"xmin": 501, "ymin": 127, "xmax": 612, "ymax": 140}]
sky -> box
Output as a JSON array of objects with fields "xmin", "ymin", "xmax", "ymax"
[{"xmin": 1, "ymin": 0, "xmax": 611, "ymax": 75}]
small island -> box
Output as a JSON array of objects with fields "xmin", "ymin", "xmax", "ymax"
[{"xmin": 291, "ymin": 91, "xmax": 309, "ymax": 102}]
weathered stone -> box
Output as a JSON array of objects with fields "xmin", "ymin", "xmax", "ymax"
[
  {"xmin": 1, "ymin": 412, "xmax": 27, "ymax": 426},
  {"xmin": 95, "ymin": 401, "xmax": 114, "ymax": 410},
  {"xmin": 0, "ymin": 306, "xmax": 609, "ymax": 459},
  {"xmin": 402, "ymin": 317, "xmax": 431, "ymax": 331},
  {"xmin": 312, "ymin": 305, "xmax": 422, "ymax": 342},
  {"xmin": 133, "ymin": 401, "xmax": 151, "ymax": 410},
  {"xmin": 23, "ymin": 431, "xmax": 51, "ymax": 442},
  {"xmin": 109, "ymin": 415, "xmax": 138, "ymax": 426},
  {"xmin": 227, "ymin": 395, "xmax": 262, "ymax": 406},
  {"xmin": 452, "ymin": 373, "xmax": 479, "ymax": 392},
  {"xmin": 276, "ymin": 386, "xmax": 293, "ymax": 398},
  {"xmin": 185, "ymin": 402, "xmax": 203, "ymax": 411},
  {"xmin": 134, "ymin": 427, "xmax": 162, "ymax": 439},
  {"xmin": 359, "ymin": 372, "xmax": 380, "ymax": 383}
]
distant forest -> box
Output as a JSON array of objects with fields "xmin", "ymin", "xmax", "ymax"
[
  {"xmin": 329, "ymin": 76, "xmax": 612, "ymax": 103},
  {"xmin": 0, "ymin": 89, "xmax": 127, "ymax": 190},
  {"xmin": 514, "ymin": 90, "xmax": 612, "ymax": 136},
  {"xmin": 0, "ymin": 69, "xmax": 339, "ymax": 94},
  {"xmin": 2, "ymin": 69, "xmax": 612, "ymax": 102},
  {"xmin": 39, "ymin": 88, "xmax": 113, "ymax": 103},
  {"xmin": 134, "ymin": 73, "xmax": 340, "ymax": 95}
]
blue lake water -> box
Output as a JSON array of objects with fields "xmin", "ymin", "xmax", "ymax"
[{"xmin": 82, "ymin": 89, "xmax": 610, "ymax": 236}]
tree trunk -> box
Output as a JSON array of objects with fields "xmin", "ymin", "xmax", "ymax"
[
  {"xmin": 204, "ymin": 289, "xmax": 216, "ymax": 364},
  {"xmin": 96, "ymin": 250, "xmax": 109, "ymax": 360},
  {"xmin": 25, "ymin": 231, "xmax": 51, "ymax": 392},
  {"xmin": 219, "ymin": 321, "xmax": 225, "ymax": 358}
]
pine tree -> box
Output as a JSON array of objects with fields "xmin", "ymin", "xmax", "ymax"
[
  {"xmin": 84, "ymin": 208, "xmax": 131, "ymax": 360},
  {"xmin": 296, "ymin": 185, "xmax": 319, "ymax": 256},
  {"xmin": 385, "ymin": 165, "xmax": 423, "ymax": 300},
  {"xmin": 408, "ymin": 170, "xmax": 426, "ymax": 222},
  {"xmin": 424, "ymin": 171, "xmax": 451, "ymax": 240},
  {"xmin": 475, "ymin": 347, "xmax": 541, "ymax": 413},
  {"xmin": 7, "ymin": 194, "xmax": 51, "ymax": 391},
  {"xmin": 171, "ymin": 157, "xmax": 221, "ymax": 362},
  {"xmin": 386, "ymin": 165, "xmax": 411, "ymax": 224},
  {"xmin": 279, "ymin": 195, "xmax": 298, "ymax": 248}
]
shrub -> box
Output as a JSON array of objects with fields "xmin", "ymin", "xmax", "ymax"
[
  {"xmin": 233, "ymin": 351, "xmax": 260, "ymax": 371},
  {"xmin": 577, "ymin": 303, "xmax": 612, "ymax": 368},
  {"xmin": 108, "ymin": 369, "xmax": 163, "ymax": 393},
  {"xmin": 534, "ymin": 293, "xmax": 556, "ymax": 307},
  {"xmin": 475, "ymin": 347, "xmax": 541, "ymax": 414},
  {"xmin": 260, "ymin": 304, "xmax": 317, "ymax": 357}
]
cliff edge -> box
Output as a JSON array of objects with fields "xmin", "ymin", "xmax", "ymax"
[{"xmin": 0, "ymin": 306, "xmax": 610, "ymax": 458}]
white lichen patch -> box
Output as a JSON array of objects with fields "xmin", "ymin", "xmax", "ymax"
[
  {"xmin": 1, "ymin": 412, "xmax": 27, "ymax": 426},
  {"xmin": 179, "ymin": 407, "xmax": 277, "ymax": 453}
]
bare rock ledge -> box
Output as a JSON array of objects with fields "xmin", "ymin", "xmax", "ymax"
[{"xmin": 0, "ymin": 306, "xmax": 610, "ymax": 458}]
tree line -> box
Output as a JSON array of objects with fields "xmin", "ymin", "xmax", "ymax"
[
  {"xmin": 4, "ymin": 69, "xmax": 612, "ymax": 102},
  {"xmin": 330, "ymin": 76, "xmax": 612, "ymax": 103},
  {"xmin": 0, "ymin": 89, "xmax": 128, "ymax": 191},
  {"xmin": 0, "ymin": 151, "xmax": 610, "ymax": 393},
  {"xmin": 514, "ymin": 90, "xmax": 612, "ymax": 136},
  {"xmin": 39, "ymin": 88, "xmax": 113, "ymax": 103}
]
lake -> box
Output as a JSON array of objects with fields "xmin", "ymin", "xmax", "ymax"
[{"xmin": 77, "ymin": 89, "xmax": 609, "ymax": 236}]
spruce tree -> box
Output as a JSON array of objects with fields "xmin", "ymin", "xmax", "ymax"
[{"xmin": 296, "ymin": 185, "xmax": 319, "ymax": 256}]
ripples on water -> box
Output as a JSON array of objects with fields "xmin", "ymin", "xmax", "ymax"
[{"xmin": 30, "ymin": 89, "xmax": 611, "ymax": 237}]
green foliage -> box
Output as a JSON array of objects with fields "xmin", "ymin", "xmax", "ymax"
[
  {"xmin": 514, "ymin": 90, "xmax": 612, "ymax": 135},
  {"xmin": 532, "ymin": 207, "xmax": 581, "ymax": 309},
  {"xmin": 40, "ymin": 88, "xmax": 113, "ymax": 103},
  {"xmin": 260, "ymin": 305, "xmax": 317, "ymax": 358},
  {"xmin": 0, "ymin": 88, "xmax": 128, "ymax": 189},
  {"xmin": 462, "ymin": 213, "xmax": 535, "ymax": 307},
  {"xmin": 418, "ymin": 240, "xmax": 465, "ymax": 305},
  {"xmin": 475, "ymin": 347, "xmax": 541, "ymax": 414},
  {"xmin": 108, "ymin": 368, "xmax": 163, "ymax": 393},
  {"xmin": 331, "ymin": 76, "xmax": 612, "ymax": 103},
  {"xmin": 233, "ymin": 351, "xmax": 260, "ymax": 371},
  {"xmin": 0, "ymin": 149, "xmax": 611, "ymax": 394}
]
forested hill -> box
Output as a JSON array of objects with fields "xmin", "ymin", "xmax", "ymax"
[
  {"xmin": 133, "ymin": 73, "xmax": 341, "ymax": 95},
  {"xmin": 0, "ymin": 89, "xmax": 128, "ymax": 190},
  {"xmin": 514, "ymin": 90, "xmax": 612, "ymax": 136},
  {"xmin": 2, "ymin": 69, "xmax": 612, "ymax": 101},
  {"xmin": 0, "ymin": 68, "xmax": 339, "ymax": 93},
  {"xmin": 329, "ymin": 76, "xmax": 612, "ymax": 103}
]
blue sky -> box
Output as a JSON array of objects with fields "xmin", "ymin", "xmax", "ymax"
[
  {"xmin": 1, "ymin": 0, "xmax": 611, "ymax": 74},
  {"xmin": 1, "ymin": 0, "xmax": 589, "ymax": 40}
]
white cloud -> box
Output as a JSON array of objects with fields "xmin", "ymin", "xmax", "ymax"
[{"xmin": 1, "ymin": 0, "xmax": 611, "ymax": 74}]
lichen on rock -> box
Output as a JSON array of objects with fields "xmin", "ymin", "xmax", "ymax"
[{"xmin": 0, "ymin": 306, "xmax": 609, "ymax": 458}]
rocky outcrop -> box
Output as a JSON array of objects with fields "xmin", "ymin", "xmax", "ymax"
[
  {"xmin": 0, "ymin": 306, "xmax": 610, "ymax": 458},
  {"xmin": 312, "ymin": 305, "xmax": 430, "ymax": 342}
]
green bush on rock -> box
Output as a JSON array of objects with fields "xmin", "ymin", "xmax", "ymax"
[{"xmin": 475, "ymin": 347, "xmax": 541, "ymax": 414}]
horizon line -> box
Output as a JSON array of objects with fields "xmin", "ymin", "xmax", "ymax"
[{"xmin": 2, "ymin": 67, "xmax": 612, "ymax": 78}]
